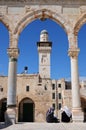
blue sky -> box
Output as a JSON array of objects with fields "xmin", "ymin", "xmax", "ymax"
[{"xmin": 0, "ymin": 19, "xmax": 86, "ymax": 80}]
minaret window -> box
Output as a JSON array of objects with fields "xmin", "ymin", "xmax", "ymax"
[{"xmin": 41, "ymin": 55, "xmax": 47, "ymax": 64}]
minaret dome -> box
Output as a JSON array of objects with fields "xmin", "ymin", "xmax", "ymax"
[{"xmin": 40, "ymin": 30, "xmax": 48, "ymax": 42}]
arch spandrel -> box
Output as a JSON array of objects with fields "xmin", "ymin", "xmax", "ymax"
[
  {"xmin": 74, "ymin": 14, "xmax": 86, "ymax": 35},
  {"xmin": 0, "ymin": 14, "xmax": 18, "ymax": 48},
  {"xmin": 14, "ymin": 9, "xmax": 69, "ymax": 34},
  {"xmin": 0, "ymin": 15, "xmax": 13, "ymax": 32},
  {"xmin": 70, "ymin": 13, "xmax": 86, "ymax": 48},
  {"xmin": 14, "ymin": 9, "xmax": 70, "ymax": 36}
]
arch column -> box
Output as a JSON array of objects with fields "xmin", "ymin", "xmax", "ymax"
[
  {"xmin": 68, "ymin": 48, "xmax": 84, "ymax": 122},
  {"xmin": 5, "ymin": 48, "xmax": 19, "ymax": 125}
]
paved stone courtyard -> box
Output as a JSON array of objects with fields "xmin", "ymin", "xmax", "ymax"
[{"xmin": 0, "ymin": 123, "xmax": 86, "ymax": 130}]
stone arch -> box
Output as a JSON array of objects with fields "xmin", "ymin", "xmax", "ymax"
[
  {"xmin": 14, "ymin": 9, "xmax": 70, "ymax": 38},
  {"xmin": 18, "ymin": 97, "xmax": 35, "ymax": 122},
  {"xmin": 74, "ymin": 14, "xmax": 86, "ymax": 35}
]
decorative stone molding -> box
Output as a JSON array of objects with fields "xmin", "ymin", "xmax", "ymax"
[
  {"xmin": 7, "ymin": 48, "xmax": 19, "ymax": 59},
  {"xmin": 25, "ymin": 5, "xmax": 33, "ymax": 13},
  {"xmin": 14, "ymin": 9, "xmax": 69, "ymax": 35},
  {"xmin": 0, "ymin": 15, "xmax": 12, "ymax": 32},
  {"xmin": 0, "ymin": 0, "xmax": 86, "ymax": 6},
  {"xmin": 68, "ymin": 48, "xmax": 80, "ymax": 58}
]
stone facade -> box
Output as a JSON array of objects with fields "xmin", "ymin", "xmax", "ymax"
[
  {"xmin": 0, "ymin": 74, "xmax": 86, "ymax": 122},
  {"xmin": 0, "ymin": 74, "xmax": 62, "ymax": 122}
]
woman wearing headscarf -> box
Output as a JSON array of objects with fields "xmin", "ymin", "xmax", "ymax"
[
  {"xmin": 46, "ymin": 107, "xmax": 59, "ymax": 123},
  {"xmin": 61, "ymin": 106, "xmax": 72, "ymax": 122}
]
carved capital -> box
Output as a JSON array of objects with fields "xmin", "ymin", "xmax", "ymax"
[
  {"xmin": 7, "ymin": 48, "xmax": 19, "ymax": 59},
  {"xmin": 68, "ymin": 48, "xmax": 80, "ymax": 58}
]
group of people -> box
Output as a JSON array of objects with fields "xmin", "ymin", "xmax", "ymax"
[{"xmin": 46, "ymin": 106, "xmax": 72, "ymax": 123}]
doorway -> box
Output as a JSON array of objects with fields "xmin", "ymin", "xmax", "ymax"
[
  {"xmin": 18, "ymin": 98, "xmax": 34, "ymax": 122},
  {"xmin": 23, "ymin": 103, "xmax": 33, "ymax": 122}
]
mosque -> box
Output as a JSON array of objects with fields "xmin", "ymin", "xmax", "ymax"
[{"xmin": 0, "ymin": 30, "xmax": 86, "ymax": 123}]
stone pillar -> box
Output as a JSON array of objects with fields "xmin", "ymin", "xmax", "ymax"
[
  {"xmin": 5, "ymin": 48, "xmax": 19, "ymax": 125},
  {"xmin": 68, "ymin": 48, "xmax": 84, "ymax": 122}
]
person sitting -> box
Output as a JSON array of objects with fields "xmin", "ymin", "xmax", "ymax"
[
  {"xmin": 61, "ymin": 106, "xmax": 72, "ymax": 122},
  {"xmin": 46, "ymin": 107, "xmax": 59, "ymax": 123}
]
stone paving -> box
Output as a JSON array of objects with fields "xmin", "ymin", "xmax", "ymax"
[{"xmin": 0, "ymin": 123, "xmax": 86, "ymax": 130}]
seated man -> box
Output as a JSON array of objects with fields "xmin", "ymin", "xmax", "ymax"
[{"xmin": 46, "ymin": 107, "xmax": 59, "ymax": 123}]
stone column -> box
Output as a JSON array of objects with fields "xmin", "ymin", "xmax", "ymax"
[
  {"xmin": 5, "ymin": 48, "xmax": 19, "ymax": 125},
  {"xmin": 68, "ymin": 48, "xmax": 83, "ymax": 122}
]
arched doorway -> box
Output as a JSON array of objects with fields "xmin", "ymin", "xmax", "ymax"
[
  {"xmin": 18, "ymin": 98, "xmax": 35, "ymax": 122},
  {"xmin": 0, "ymin": 98, "xmax": 7, "ymax": 122}
]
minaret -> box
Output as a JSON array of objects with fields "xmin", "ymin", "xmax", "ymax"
[{"xmin": 37, "ymin": 30, "xmax": 52, "ymax": 79}]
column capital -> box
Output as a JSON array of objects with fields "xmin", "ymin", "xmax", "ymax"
[
  {"xmin": 7, "ymin": 48, "xmax": 19, "ymax": 59},
  {"xmin": 68, "ymin": 48, "xmax": 80, "ymax": 58}
]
